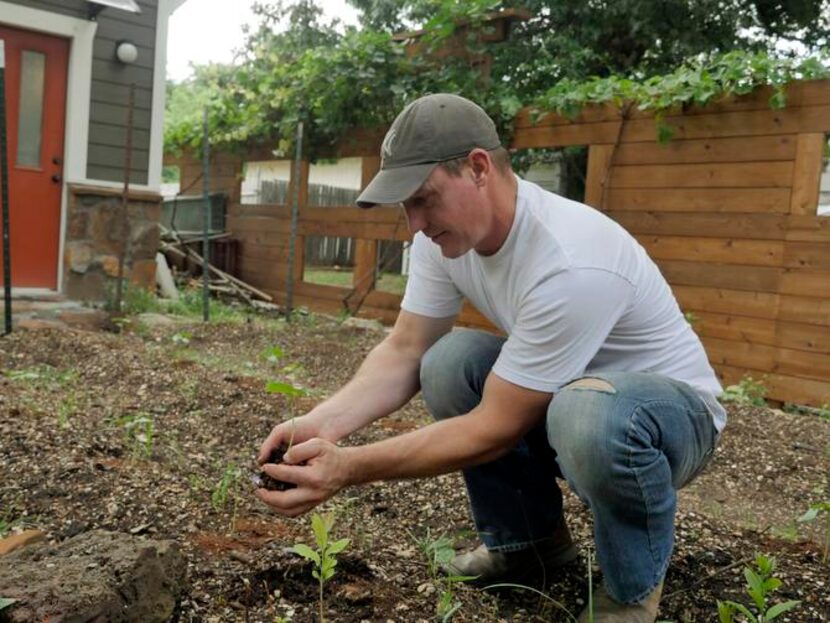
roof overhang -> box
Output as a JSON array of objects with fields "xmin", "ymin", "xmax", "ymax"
[{"xmin": 86, "ymin": 0, "xmax": 141, "ymax": 20}]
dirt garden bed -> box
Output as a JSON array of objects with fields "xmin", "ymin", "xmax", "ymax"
[{"xmin": 0, "ymin": 311, "xmax": 828, "ymax": 622}]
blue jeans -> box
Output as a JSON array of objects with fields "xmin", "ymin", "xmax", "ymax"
[{"xmin": 419, "ymin": 329, "xmax": 718, "ymax": 604}]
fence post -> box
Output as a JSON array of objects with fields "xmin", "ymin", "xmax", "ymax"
[{"xmin": 350, "ymin": 156, "xmax": 380, "ymax": 313}]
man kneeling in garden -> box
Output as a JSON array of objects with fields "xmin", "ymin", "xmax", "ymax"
[{"xmin": 256, "ymin": 93, "xmax": 725, "ymax": 623}]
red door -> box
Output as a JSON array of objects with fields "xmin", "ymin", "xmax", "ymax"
[{"xmin": 0, "ymin": 24, "xmax": 68, "ymax": 289}]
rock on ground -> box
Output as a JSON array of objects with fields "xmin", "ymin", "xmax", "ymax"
[{"xmin": 0, "ymin": 530, "xmax": 186, "ymax": 623}]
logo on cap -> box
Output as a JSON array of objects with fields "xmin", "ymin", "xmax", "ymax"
[{"xmin": 381, "ymin": 128, "xmax": 396, "ymax": 166}]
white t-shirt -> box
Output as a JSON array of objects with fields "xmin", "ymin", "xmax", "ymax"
[{"xmin": 401, "ymin": 178, "xmax": 726, "ymax": 432}]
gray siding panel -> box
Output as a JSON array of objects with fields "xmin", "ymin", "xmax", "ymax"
[
  {"xmin": 88, "ymin": 0, "xmax": 157, "ymax": 185},
  {"xmin": 89, "ymin": 121, "xmax": 151, "ymax": 151},
  {"xmin": 91, "ymin": 80, "xmax": 154, "ymax": 109},
  {"xmin": 4, "ymin": 0, "xmax": 160, "ymax": 186}
]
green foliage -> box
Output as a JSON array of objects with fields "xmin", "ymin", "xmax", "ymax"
[
  {"xmin": 536, "ymin": 51, "xmax": 830, "ymax": 140},
  {"xmin": 211, "ymin": 463, "xmax": 242, "ymax": 510},
  {"xmin": 717, "ymin": 554, "xmax": 800, "ymax": 623},
  {"xmin": 410, "ymin": 529, "xmax": 477, "ymax": 621},
  {"xmin": 3, "ymin": 365, "xmax": 77, "ymax": 387},
  {"xmin": 114, "ymin": 412, "xmax": 155, "ymax": 458},
  {"xmin": 721, "ymin": 376, "xmax": 768, "ymax": 407},
  {"xmin": 798, "ymin": 501, "xmax": 830, "ymax": 562},
  {"xmin": 292, "ymin": 512, "xmax": 350, "ymax": 623},
  {"xmin": 265, "ymin": 380, "xmax": 308, "ymax": 397},
  {"xmin": 58, "ymin": 392, "xmax": 77, "ymax": 429},
  {"xmin": 165, "ymin": 0, "xmax": 830, "ymax": 160},
  {"xmin": 261, "ymin": 345, "xmax": 285, "ymax": 364}
]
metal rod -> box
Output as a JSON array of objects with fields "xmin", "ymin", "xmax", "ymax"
[
  {"xmin": 201, "ymin": 107, "xmax": 210, "ymax": 322},
  {"xmin": 286, "ymin": 120, "xmax": 303, "ymax": 321},
  {"xmin": 0, "ymin": 42, "xmax": 13, "ymax": 335},
  {"xmin": 114, "ymin": 82, "xmax": 135, "ymax": 314}
]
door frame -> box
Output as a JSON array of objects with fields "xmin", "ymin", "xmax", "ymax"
[{"xmin": 0, "ymin": 2, "xmax": 96, "ymax": 295}]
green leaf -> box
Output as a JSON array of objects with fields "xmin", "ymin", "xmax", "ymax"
[
  {"xmin": 311, "ymin": 513, "xmax": 328, "ymax": 549},
  {"xmin": 726, "ymin": 601, "xmax": 759, "ymax": 623},
  {"xmin": 265, "ymin": 381, "xmax": 308, "ymax": 397},
  {"xmin": 292, "ymin": 544, "xmax": 320, "ymax": 565},
  {"xmin": 717, "ymin": 601, "xmax": 734, "ymax": 623},
  {"xmin": 327, "ymin": 538, "xmax": 350, "ymax": 555},
  {"xmin": 765, "ymin": 600, "xmax": 801, "ymax": 620},
  {"xmin": 0, "ymin": 598, "xmax": 18, "ymax": 611},
  {"xmin": 798, "ymin": 507, "xmax": 820, "ymax": 522}
]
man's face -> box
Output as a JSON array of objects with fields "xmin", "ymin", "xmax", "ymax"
[{"xmin": 401, "ymin": 165, "xmax": 488, "ymax": 259}]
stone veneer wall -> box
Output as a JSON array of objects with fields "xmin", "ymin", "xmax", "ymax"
[{"xmin": 64, "ymin": 184, "xmax": 160, "ymax": 301}]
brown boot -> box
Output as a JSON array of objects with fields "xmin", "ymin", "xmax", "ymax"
[
  {"xmin": 443, "ymin": 519, "xmax": 578, "ymax": 586},
  {"xmin": 577, "ymin": 582, "xmax": 663, "ymax": 623}
]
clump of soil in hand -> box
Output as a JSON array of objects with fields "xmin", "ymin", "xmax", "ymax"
[{"xmin": 251, "ymin": 446, "xmax": 296, "ymax": 491}]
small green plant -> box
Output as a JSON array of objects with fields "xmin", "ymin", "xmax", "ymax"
[
  {"xmin": 411, "ymin": 529, "xmax": 477, "ymax": 621},
  {"xmin": 57, "ymin": 392, "xmax": 77, "ymax": 429},
  {"xmin": 717, "ymin": 554, "xmax": 800, "ymax": 622},
  {"xmin": 798, "ymin": 502, "xmax": 830, "ymax": 563},
  {"xmin": 114, "ymin": 412, "xmax": 155, "ymax": 458},
  {"xmin": 292, "ymin": 512, "xmax": 350, "ymax": 623},
  {"xmin": 211, "ymin": 463, "xmax": 242, "ymax": 510},
  {"xmin": 721, "ymin": 376, "xmax": 768, "ymax": 407},
  {"xmin": 171, "ymin": 331, "xmax": 192, "ymax": 345},
  {"xmin": 261, "ymin": 345, "xmax": 285, "ymax": 364},
  {"xmin": 684, "ymin": 311, "xmax": 699, "ymax": 331}
]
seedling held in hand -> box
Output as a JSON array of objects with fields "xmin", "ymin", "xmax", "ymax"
[{"xmin": 292, "ymin": 512, "xmax": 350, "ymax": 623}]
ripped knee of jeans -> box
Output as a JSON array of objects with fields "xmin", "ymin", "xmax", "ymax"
[{"xmin": 562, "ymin": 377, "xmax": 616, "ymax": 394}]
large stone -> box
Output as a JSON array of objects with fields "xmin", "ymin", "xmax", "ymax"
[
  {"xmin": 64, "ymin": 270, "xmax": 106, "ymax": 302},
  {"xmin": 65, "ymin": 242, "xmax": 94, "ymax": 274},
  {"xmin": 66, "ymin": 207, "xmax": 89, "ymax": 240},
  {"xmin": 131, "ymin": 223, "xmax": 160, "ymax": 259},
  {"xmin": 130, "ymin": 259, "xmax": 157, "ymax": 289},
  {"xmin": 0, "ymin": 530, "xmax": 186, "ymax": 623}
]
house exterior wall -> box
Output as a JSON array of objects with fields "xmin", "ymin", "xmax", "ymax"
[{"xmin": 3, "ymin": 0, "xmax": 157, "ymax": 185}]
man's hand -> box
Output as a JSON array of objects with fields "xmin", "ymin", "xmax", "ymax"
[
  {"xmin": 257, "ymin": 413, "xmax": 330, "ymax": 465},
  {"xmin": 254, "ymin": 438, "xmax": 352, "ymax": 517}
]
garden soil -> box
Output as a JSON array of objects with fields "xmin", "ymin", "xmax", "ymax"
[{"xmin": 0, "ymin": 313, "xmax": 828, "ymax": 622}]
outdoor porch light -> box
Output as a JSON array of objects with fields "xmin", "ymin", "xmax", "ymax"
[{"xmin": 115, "ymin": 41, "xmax": 139, "ymax": 64}]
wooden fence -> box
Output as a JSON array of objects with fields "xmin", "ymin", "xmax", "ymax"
[{"xmin": 166, "ymin": 79, "xmax": 830, "ymax": 406}]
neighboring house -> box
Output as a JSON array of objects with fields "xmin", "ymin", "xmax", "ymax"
[{"xmin": 0, "ymin": 0, "xmax": 185, "ymax": 299}]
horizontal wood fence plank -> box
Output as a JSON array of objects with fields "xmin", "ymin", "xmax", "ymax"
[
  {"xmin": 691, "ymin": 311, "xmax": 776, "ymax": 346},
  {"xmin": 784, "ymin": 215, "xmax": 830, "ymax": 241},
  {"xmin": 511, "ymin": 121, "xmax": 622, "ymax": 149},
  {"xmin": 704, "ymin": 336, "xmax": 777, "ymax": 372},
  {"xmin": 604, "ymin": 188, "xmax": 791, "ymax": 213},
  {"xmin": 610, "ymin": 212, "xmax": 788, "ymax": 240},
  {"xmin": 778, "ymin": 295, "xmax": 830, "ymax": 326},
  {"xmin": 692, "ymin": 310, "xmax": 830, "ymax": 353},
  {"xmin": 657, "ymin": 260, "xmax": 781, "ymax": 293},
  {"xmin": 779, "ymin": 270, "xmax": 830, "ymax": 298},
  {"xmin": 609, "ymin": 162, "xmax": 793, "ymax": 189},
  {"xmin": 672, "ymin": 285, "xmax": 780, "ymax": 319},
  {"xmin": 783, "ymin": 242, "xmax": 830, "ymax": 270},
  {"xmin": 611, "ymin": 135, "xmax": 797, "ymax": 166},
  {"xmin": 640, "ymin": 236, "xmax": 783, "ymax": 267}
]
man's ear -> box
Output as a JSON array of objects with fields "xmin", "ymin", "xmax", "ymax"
[{"xmin": 468, "ymin": 149, "xmax": 491, "ymax": 186}]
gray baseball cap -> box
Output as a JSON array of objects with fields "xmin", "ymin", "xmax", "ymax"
[{"xmin": 356, "ymin": 93, "xmax": 501, "ymax": 208}]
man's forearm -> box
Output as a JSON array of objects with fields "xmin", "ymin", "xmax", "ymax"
[{"xmin": 309, "ymin": 337, "xmax": 423, "ymax": 441}]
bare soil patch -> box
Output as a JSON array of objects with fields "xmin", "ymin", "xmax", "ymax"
[{"xmin": 1, "ymin": 314, "xmax": 828, "ymax": 622}]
